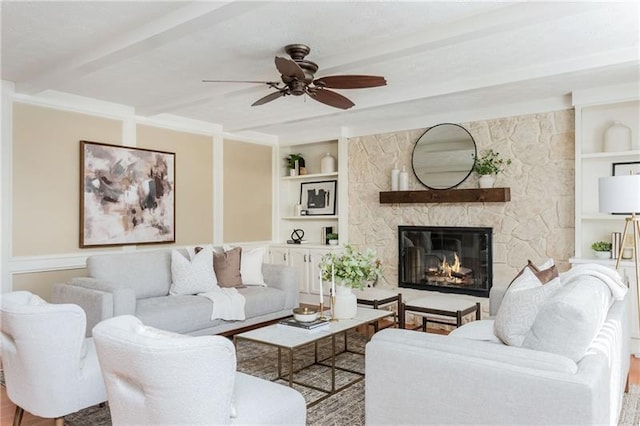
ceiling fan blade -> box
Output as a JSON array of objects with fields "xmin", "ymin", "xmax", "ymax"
[
  {"xmin": 251, "ymin": 91, "xmax": 286, "ymax": 107},
  {"xmin": 313, "ymin": 75, "xmax": 387, "ymax": 89},
  {"xmin": 306, "ymin": 88, "xmax": 355, "ymax": 110},
  {"xmin": 275, "ymin": 56, "xmax": 305, "ymax": 81},
  {"xmin": 202, "ymin": 79, "xmax": 276, "ymax": 84}
]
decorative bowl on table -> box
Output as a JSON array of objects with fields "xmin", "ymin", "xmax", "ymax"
[{"xmin": 292, "ymin": 307, "xmax": 319, "ymax": 323}]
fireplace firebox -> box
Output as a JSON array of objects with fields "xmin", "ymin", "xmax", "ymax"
[{"xmin": 398, "ymin": 226, "xmax": 492, "ymax": 297}]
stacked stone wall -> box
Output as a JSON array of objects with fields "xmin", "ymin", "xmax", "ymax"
[{"xmin": 348, "ymin": 109, "xmax": 575, "ymax": 288}]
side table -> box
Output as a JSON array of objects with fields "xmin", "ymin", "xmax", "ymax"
[
  {"xmin": 403, "ymin": 295, "xmax": 480, "ymax": 331},
  {"xmin": 355, "ymin": 288, "xmax": 404, "ymax": 331}
]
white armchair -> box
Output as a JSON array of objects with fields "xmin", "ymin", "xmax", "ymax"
[
  {"xmin": 0, "ymin": 291, "xmax": 106, "ymax": 426},
  {"xmin": 92, "ymin": 315, "xmax": 306, "ymax": 425}
]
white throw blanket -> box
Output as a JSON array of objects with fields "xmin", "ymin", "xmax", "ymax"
[
  {"xmin": 198, "ymin": 288, "xmax": 246, "ymax": 321},
  {"xmin": 561, "ymin": 263, "xmax": 628, "ymax": 300}
]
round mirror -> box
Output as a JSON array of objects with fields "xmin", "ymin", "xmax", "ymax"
[{"xmin": 411, "ymin": 123, "xmax": 477, "ymax": 190}]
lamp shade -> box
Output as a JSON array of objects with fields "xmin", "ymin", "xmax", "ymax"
[{"xmin": 598, "ymin": 175, "xmax": 640, "ymax": 214}]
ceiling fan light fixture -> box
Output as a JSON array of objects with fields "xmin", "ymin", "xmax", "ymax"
[{"xmin": 202, "ymin": 43, "xmax": 386, "ymax": 109}]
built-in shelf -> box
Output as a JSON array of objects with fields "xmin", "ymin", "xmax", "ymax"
[
  {"xmin": 281, "ymin": 172, "xmax": 338, "ymax": 181},
  {"xmin": 379, "ymin": 188, "xmax": 511, "ymax": 204},
  {"xmin": 581, "ymin": 150, "xmax": 640, "ymax": 159},
  {"xmin": 281, "ymin": 215, "xmax": 338, "ymax": 220}
]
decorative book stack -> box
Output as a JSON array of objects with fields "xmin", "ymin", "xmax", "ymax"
[{"xmin": 278, "ymin": 318, "xmax": 330, "ymax": 333}]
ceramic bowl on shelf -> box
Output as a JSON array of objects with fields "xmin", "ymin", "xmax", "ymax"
[
  {"xmin": 593, "ymin": 251, "xmax": 611, "ymax": 260},
  {"xmin": 292, "ymin": 307, "xmax": 319, "ymax": 322}
]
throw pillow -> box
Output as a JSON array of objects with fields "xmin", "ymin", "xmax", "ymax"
[
  {"xmin": 522, "ymin": 275, "xmax": 614, "ymax": 362},
  {"xmin": 214, "ymin": 247, "xmax": 244, "ymax": 288},
  {"xmin": 494, "ymin": 267, "xmax": 562, "ymax": 346},
  {"xmin": 169, "ymin": 247, "xmax": 218, "ymax": 295},
  {"xmin": 528, "ymin": 259, "xmax": 559, "ymax": 284},
  {"xmin": 240, "ymin": 246, "xmax": 266, "ymax": 286}
]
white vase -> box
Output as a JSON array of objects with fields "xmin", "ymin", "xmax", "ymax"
[
  {"xmin": 478, "ymin": 175, "xmax": 496, "ymax": 188},
  {"xmin": 321, "ymin": 153, "xmax": 336, "ymax": 174},
  {"xmin": 333, "ymin": 282, "xmax": 357, "ymax": 319},
  {"xmin": 593, "ymin": 251, "xmax": 611, "ymax": 260},
  {"xmin": 603, "ymin": 121, "xmax": 631, "ymax": 152}
]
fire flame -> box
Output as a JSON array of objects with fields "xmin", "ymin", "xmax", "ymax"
[{"xmin": 440, "ymin": 253, "xmax": 461, "ymax": 277}]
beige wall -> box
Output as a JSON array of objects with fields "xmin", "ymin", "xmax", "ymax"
[
  {"xmin": 12, "ymin": 102, "xmax": 123, "ymax": 256},
  {"xmin": 348, "ymin": 109, "xmax": 575, "ymax": 288},
  {"xmin": 13, "ymin": 269, "xmax": 87, "ymax": 301},
  {"xmin": 223, "ymin": 140, "xmax": 272, "ymax": 242},
  {"xmin": 137, "ymin": 125, "xmax": 213, "ymax": 245}
]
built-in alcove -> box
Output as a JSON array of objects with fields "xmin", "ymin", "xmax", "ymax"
[{"xmin": 379, "ymin": 188, "xmax": 510, "ymax": 204}]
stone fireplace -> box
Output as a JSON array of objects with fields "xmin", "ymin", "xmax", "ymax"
[{"xmin": 399, "ymin": 226, "xmax": 493, "ymax": 297}]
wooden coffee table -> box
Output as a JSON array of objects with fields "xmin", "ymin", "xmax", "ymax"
[{"xmin": 234, "ymin": 307, "xmax": 393, "ymax": 406}]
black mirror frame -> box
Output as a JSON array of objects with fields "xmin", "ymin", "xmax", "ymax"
[{"xmin": 411, "ymin": 123, "xmax": 477, "ymax": 190}]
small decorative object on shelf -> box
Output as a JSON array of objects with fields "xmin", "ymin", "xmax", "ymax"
[
  {"xmin": 399, "ymin": 166, "xmax": 409, "ymax": 191},
  {"xmin": 591, "ymin": 241, "xmax": 612, "ymax": 259},
  {"xmin": 391, "ymin": 164, "xmax": 399, "ymax": 191},
  {"xmin": 320, "ymin": 152, "xmax": 336, "ymax": 174},
  {"xmin": 472, "ymin": 149, "xmax": 512, "ymax": 188},
  {"xmin": 611, "ymin": 232, "xmax": 622, "ymax": 260},
  {"xmin": 603, "ymin": 121, "xmax": 632, "ymax": 152},
  {"xmin": 285, "ymin": 153, "xmax": 305, "ymax": 176},
  {"xmin": 327, "ymin": 233, "xmax": 339, "ymax": 245}
]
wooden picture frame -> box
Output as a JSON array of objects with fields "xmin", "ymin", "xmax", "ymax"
[
  {"xmin": 300, "ymin": 180, "xmax": 337, "ymax": 216},
  {"xmin": 80, "ymin": 140, "xmax": 176, "ymax": 247}
]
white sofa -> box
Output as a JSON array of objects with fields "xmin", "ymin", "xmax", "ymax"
[
  {"xmin": 52, "ymin": 248, "xmax": 299, "ymax": 337},
  {"xmin": 365, "ymin": 271, "xmax": 630, "ymax": 425}
]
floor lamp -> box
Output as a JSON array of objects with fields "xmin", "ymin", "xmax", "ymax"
[{"xmin": 599, "ymin": 174, "xmax": 640, "ymax": 332}]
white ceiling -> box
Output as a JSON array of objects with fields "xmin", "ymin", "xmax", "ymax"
[{"xmin": 2, "ymin": 1, "xmax": 639, "ymax": 143}]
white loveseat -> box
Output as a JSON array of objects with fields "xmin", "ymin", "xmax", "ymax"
[
  {"xmin": 365, "ymin": 267, "xmax": 630, "ymax": 425},
  {"xmin": 52, "ymin": 248, "xmax": 299, "ymax": 337}
]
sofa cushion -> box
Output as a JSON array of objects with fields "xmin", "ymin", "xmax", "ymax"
[
  {"xmin": 170, "ymin": 248, "xmax": 218, "ymax": 295},
  {"xmin": 88, "ymin": 250, "xmax": 173, "ymax": 299},
  {"xmin": 450, "ymin": 319, "xmax": 501, "ymax": 344},
  {"xmin": 136, "ymin": 295, "xmax": 224, "ymax": 334},
  {"xmin": 494, "ymin": 267, "xmax": 562, "ymax": 346},
  {"xmin": 135, "ymin": 287, "xmax": 287, "ymax": 334},
  {"xmin": 239, "ymin": 287, "xmax": 287, "ymax": 318},
  {"xmin": 522, "ymin": 275, "xmax": 614, "ymax": 362}
]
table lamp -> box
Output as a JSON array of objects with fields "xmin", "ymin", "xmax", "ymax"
[{"xmin": 599, "ymin": 174, "xmax": 640, "ymax": 327}]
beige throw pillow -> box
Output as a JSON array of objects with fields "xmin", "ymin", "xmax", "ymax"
[{"xmin": 214, "ymin": 247, "xmax": 244, "ymax": 288}]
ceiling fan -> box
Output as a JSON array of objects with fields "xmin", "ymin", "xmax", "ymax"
[{"xmin": 202, "ymin": 43, "xmax": 386, "ymax": 110}]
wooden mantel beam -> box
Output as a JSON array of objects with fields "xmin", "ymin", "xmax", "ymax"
[{"xmin": 379, "ymin": 188, "xmax": 511, "ymax": 204}]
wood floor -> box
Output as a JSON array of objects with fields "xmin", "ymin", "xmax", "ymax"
[{"xmin": 2, "ymin": 351, "xmax": 640, "ymax": 425}]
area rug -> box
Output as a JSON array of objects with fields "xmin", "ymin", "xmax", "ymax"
[{"xmin": 2, "ymin": 332, "xmax": 640, "ymax": 425}]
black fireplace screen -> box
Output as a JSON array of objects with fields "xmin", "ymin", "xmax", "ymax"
[{"xmin": 398, "ymin": 226, "xmax": 492, "ymax": 297}]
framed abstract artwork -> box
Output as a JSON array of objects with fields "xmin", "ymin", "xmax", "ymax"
[
  {"xmin": 80, "ymin": 140, "xmax": 176, "ymax": 247},
  {"xmin": 300, "ymin": 180, "xmax": 337, "ymax": 216}
]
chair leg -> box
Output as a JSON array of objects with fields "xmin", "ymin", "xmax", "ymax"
[
  {"xmin": 54, "ymin": 417, "xmax": 64, "ymax": 426},
  {"xmin": 13, "ymin": 406, "xmax": 24, "ymax": 426}
]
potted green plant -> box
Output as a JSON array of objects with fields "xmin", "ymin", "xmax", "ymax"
[
  {"xmin": 318, "ymin": 244, "xmax": 382, "ymax": 319},
  {"xmin": 285, "ymin": 153, "xmax": 305, "ymax": 176},
  {"xmin": 472, "ymin": 149, "xmax": 512, "ymax": 188},
  {"xmin": 327, "ymin": 233, "xmax": 339, "ymax": 245},
  {"xmin": 591, "ymin": 241, "xmax": 612, "ymax": 259}
]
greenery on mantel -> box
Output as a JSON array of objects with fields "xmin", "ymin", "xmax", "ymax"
[{"xmin": 472, "ymin": 149, "xmax": 512, "ymax": 175}]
